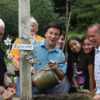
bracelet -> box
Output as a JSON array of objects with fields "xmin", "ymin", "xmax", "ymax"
[
  {"xmin": 0, "ymin": 88, "xmax": 5, "ymax": 95},
  {"xmin": 5, "ymin": 85, "xmax": 11, "ymax": 89}
]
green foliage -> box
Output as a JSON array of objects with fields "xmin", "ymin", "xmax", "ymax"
[
  {"xmin": 53, "ymin": 0, "xmax": 66, "ymax": 15},
  {"xmin": 0, "ymin": 0, "xmax": 58, "ymax": 38},
  {"xmin": 0, "ymin": 42, "xmax": 7, "ymax": 55},
  {"xmin": 71, "ymin": 0, "xmax": 100, "ymax": 32},
  {"xmin": 1, "ymin": 0, "xmax": 100, "ymax": 39},
  {"xmin": 56, "ymin": 16, "xmax": 66, "ymax": 31},
  {"xmin": 67, "ymin": 31, "xmax": 85, "ymax": 39},
  {"xmin": 0, "ymin": 0, "xmax": 18, "ymax": 38},
  {"xmin": 30, "ymin": 0, "xmax": 58, "ymax": 36},
  {"xmin": 53, "ymin": 0, "xmax": 100, "ymax": 33},
  {"xmin": 4, "ymin": 57, "xmax": 11, "ymax": 64},
  {"xmin": 0, "ymin": 42, "xmax": 11, "ymax": 64}
]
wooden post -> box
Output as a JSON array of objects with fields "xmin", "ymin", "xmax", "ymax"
[
  {"xmin": 18, "ymin": 0, "xmax": 32, "ymax": 100},
  {"xmin": 66, "ymin": 0, "xmax": 71, "ymax": 33},
  {"xmin": 65, "ymin": 0, "xmax": 72, "ymax": 53}
]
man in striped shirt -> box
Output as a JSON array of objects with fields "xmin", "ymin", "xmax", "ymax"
[{"xmin": 88, "ymin": 24, "xmax": 100, "ymax": 100}]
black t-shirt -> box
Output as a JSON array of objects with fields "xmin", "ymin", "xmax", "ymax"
[
  {"xmin": 0, "ymin": 47, "xmax": 7, "ymax": 86},
  {"xmin": 83, "ymin": 54, "xmax": 93, "ymax": 89}
]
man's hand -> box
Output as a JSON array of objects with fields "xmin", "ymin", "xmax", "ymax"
[
  {"xmin": 93, "ymin": 94, "xmax": 100, "ymax": 100},
  {"xmin": 48, "ymin": 62, "xmax": 58, "ymax": 71},
  {"xmin": 7, "ymin": 87, "xmax": 16, "ymax": 95},
  {"xmin": 31, "ymin": 67, "xmax": 36, "ymax": 75},
  {"xmin": 1, "ymin": 90, "xmax": 13, "ymax": 100}
]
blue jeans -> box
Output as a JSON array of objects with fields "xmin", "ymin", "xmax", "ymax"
[
  {"xmin": 55, "ymin": 76, "xmax": 71, "ymax": 93},
  {"xmin": 16, "ymin": 77, "xmax": 20, "ymax": 96}
]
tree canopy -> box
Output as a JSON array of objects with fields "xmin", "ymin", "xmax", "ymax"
[
  {"xmin": 0, "ymin": 0, "xmax": 100, "ymax": 37},
  {"xmin": 71, "ymin": 0, "xmax": 100, "ymax": 33},
  {"xmin": 0, "ymin": 0, "xmax": 18, "ymax": 37},
  {"xmin": 30, "ymin": 0, "xmax": 58, "ymax": 36},
  {"xmin": 0, "ymin": 0, "xmax": 58, "ymax": 38},
  {"xmin": 53, "ymin": 0, "xmax": 100, "ymax": 33}
]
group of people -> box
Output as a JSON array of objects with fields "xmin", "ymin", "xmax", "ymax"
[{"xmin": 0, "ymin": 17, "xmax": 100, "ymax": 100}]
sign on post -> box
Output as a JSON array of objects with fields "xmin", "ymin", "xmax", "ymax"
[{"xmin": 12, "ymin": 44, "xmax": 34, "ymax": 50}]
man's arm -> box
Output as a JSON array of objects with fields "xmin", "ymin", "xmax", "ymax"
[
  {"xmin": 4, "ymin": 73, "xmax": 16, "ymax": 94},
  {"xmin": 48, "ymin": 63, "xmax": 64, "ymax": 80},
  {"xmin": 55, "ymin": 68, "xmax": 64, "ymax": 80},
  {"xmin": 4, "ymin": 73, "xmax": 9, "ymax": 87}
]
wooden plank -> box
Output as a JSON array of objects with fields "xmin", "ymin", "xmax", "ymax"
[
  {"xmin": 18, "ymin": 0, "xmax": 32, "ymax": 100},
  {"xmin": 12, "ymin": 93, "xmax": 93, "ymax": 100}
]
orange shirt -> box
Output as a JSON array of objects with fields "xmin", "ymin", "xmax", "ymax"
[{"xmin": 10, "ymin": 35, "xmax": 44, "ymax": 61}]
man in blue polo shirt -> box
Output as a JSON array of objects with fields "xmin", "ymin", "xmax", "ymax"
[{"xmin": 32, "ymin": 22, "xmax": 66, "ymax": 93}]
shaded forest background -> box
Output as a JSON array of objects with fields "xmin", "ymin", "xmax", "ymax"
[{"xmin": 0, "ymin": 0, "xmax": 100, "ymax": 39}]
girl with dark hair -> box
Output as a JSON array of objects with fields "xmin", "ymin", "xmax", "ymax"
[
  {"xmin": 81, "ymin": 35, "xmax": 94, "ymax": 64},
  {"xmin": 66, "ymin": 36, "xmax": 94, "ymax": 93},
  {"xmin": 81, "ymin": 35, "xmax": 95, "ymax": 92}
]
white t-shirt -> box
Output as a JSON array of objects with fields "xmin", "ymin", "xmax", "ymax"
[{"xmin": 95, "ymin": 46, "xmax": 100, "ymax": 94}]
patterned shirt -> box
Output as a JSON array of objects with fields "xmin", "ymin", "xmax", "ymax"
[{"xmin": 95, "ymin": 46, "xmax": 100, "ymax": 94}]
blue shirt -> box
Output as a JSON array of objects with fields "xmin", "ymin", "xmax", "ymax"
[{"xmin": 31, "ymin": 40, "xmax": 66, "ymax": 73}]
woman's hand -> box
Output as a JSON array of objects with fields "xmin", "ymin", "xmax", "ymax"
[{"xmin": 79, "ymin": 89, "xmax": 90, "ymax": 93}]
